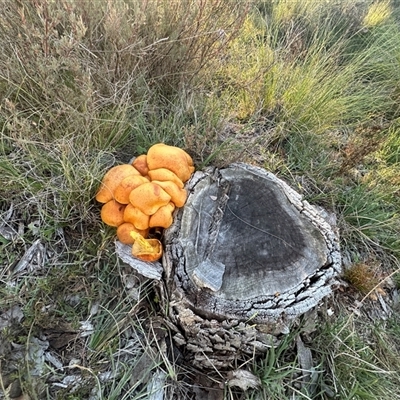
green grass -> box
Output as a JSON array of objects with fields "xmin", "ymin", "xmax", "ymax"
[
  {"xmin": 312, "ymin": 313, "xmax": 400, "ymax": 399},
  {"xmin": 1, "ymin": 0, "xmax": 400, "ymax": 399}
]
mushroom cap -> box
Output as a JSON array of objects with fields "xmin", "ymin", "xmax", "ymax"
[
  {"xmin": 151, "ymin": 180, "xmax": 187, "ymax": 208},
  {"xmin": 129, "ymin": 182, "xmax": 171, "ymax": 215},
  {"xmin": 147, "ymin": 143, "xmax": 194, "ymax": 183},
  {"xmin": 95, "ymin": 164, "xmax": 141, "ymax": 203},
  {"xmin": 183, "ymin": 151, "xmax": 195, "ymax": 175},
  {"xmin": 184, "ymin": 152, "xmax": 195, "ymax": 168},
  {"xmin": 116, "ymin": 222, "xmax": 149, "ymax": 245},
  {"xmin": 114, "ymin": 175, "xmax": 149, "ymax": 204},
  {"xmin": 130, "ymin": 231, "xmax": 163, "ymax": 262},
  {"xmin": 100, "ymin": 200, "xmax": 126, "ymax": 227},
  {"xmin": 132, "ymin": 154, "xmax": 149, "ymax": 177},
  {"xmin": 148, "ymin": 168, "xmax": 184, "ymax": 189},
  {"xmin": 149, "ymin": 202, "xmax": 175, "ymax": 229},
  {"xmin": 123, "ymin": 204, "xmax": 150, "ymax": 230}
]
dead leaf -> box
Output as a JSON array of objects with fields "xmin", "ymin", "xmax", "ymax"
[{"xmin": 226, "ymin": 369, "xmax": 261, "ymax": 391}]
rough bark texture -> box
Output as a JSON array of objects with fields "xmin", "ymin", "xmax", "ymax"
[
  {"xmin": 162, "ymin": 163, "xmax": 341, "ymax": 368},
  {"xmin": 117, "ymin": 163, "xmax": 341, "ymax": 369}
]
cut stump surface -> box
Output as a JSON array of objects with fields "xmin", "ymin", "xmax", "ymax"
[{"xmin": 164, "ymin": 163, "xmax": 341, "ymax": 320}]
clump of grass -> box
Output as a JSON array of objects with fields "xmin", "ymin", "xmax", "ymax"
[
  {"xmin": 312, "ymin": 315, "xmax": 400, "ymax": 399},
  {"xmin": 210, "ymin": 0, "xmax": 391, "ymax": 132},
  {"xmin": 336, "ymin": 183, "xmax": 400, "ymax": 258},
  {"xmin": 0, "ymin": 0, "xmax": 247, "ymax": 112},
  {"xmin": 252, "ymin": 332, "xmax": 299, "ymax": 399},
  {"xmin": 344, "ymin": 262, "xmax": 384, "ymax": 296},
  {"xmin": 363, "ymin": 0, "xmax": 392, "ymax": 28}
]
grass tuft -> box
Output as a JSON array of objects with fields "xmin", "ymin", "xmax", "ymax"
[
  {"xmin": 363, "ymin": 0, "xmax": 392, "ymax": 28},
  {"xmin": 312, "ymin": 314, "xmax": 400, "ymax": 400},
  {"xmin": 344, "ymin": 262, "xmax": 384, "ymax": 297}
]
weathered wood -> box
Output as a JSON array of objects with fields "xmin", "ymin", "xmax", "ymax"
[
  {"xmin": 115, "ymin": 241, "xmax": 163, "ymax": 280},
  {"xmin": 161, "ymin": 163, "xmax": 341, "ymax": 368}
]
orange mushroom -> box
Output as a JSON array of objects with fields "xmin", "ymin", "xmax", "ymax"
[
  {"xmin": 132, "ymin": 154, "xmax": 149, "ymax": 177},
  {"xmin": 151, "ymin": 180, "xmax": 187, "ymax": 208},
  {"xmin": 149, "ymin": 202, "xmax": 175, "ymax": 229},
  {"xmin": 146, "ymin": 143, "xmax": 194, "ymax": 183},
  {"xmin": 100, "ymin": 200, "xmax": 126, "ymax": 227},
  {"xmin": 116, "ymin": 222, "xmax": 149, "ymax": 245},
  {"xmin": 130, "ymin": 231, "xmax": 162, "ymax": 262},
  {"xmin": 184, "ymin": 152, "xmax": 195, "ymax": 171},
  {"xmin": 96, "ymin": 164, "xmax": 141, "ymax": 203},
  {"xmin": 129, "ymin": 182, "xmax": 171, "ymax": 215},
  {"xmin": 114, "ymin": 175, "xmax": 149, "ymax": 204},
  {"xmin": 148, "ymin": 168, "xmax": 184, "ymax": 189},
  {"xmin": 97, "ymin": 144, "xmax": 196, "ymax": 263},
  {"xmin": 123, "ymin": 204, "xmax": 150, "ymax": 230}
]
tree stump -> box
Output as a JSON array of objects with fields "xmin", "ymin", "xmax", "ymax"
[{"xmin": 117, "ymin": 163, "xmax": 341, "ymax": 370}]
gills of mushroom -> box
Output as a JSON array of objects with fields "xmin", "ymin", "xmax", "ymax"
[
  {"xmin": 130, "ymin": 230, "xmax": 162, "ymax": 262},
  {"xmin": 117, "ymin": 222, "xmax": 148, "ymax": 245}
]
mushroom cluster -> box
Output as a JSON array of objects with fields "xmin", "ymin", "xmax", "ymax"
[{"xmin": 95, "ymin": 143, "xmax": 195, "ymax": 262}]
